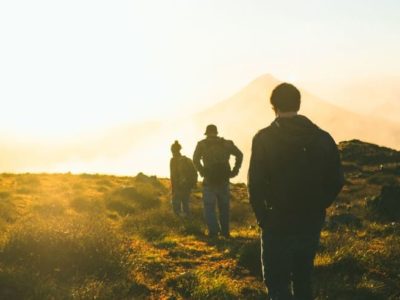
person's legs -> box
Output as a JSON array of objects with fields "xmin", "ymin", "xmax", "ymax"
[
  {"xmin": 203, "ymin": 185, "xmax": 220, "ymax": 236},
  {"xmin": 171, "ymin": 191, "xmax": 182, "ymax": 215},
  {"xmin": 291, "ymin": 234, "xmax": 320, "ymax": 300},
  {"xmin": 261, "ymin": 231, "xmax": 293, "ymax": 300},
  {"xmin": 217, "ymin": 183, "xmax": 230, "ymax": 237},
  {"xmin": 181, "ymin": 188, "xmax": 191, "ymax": 216}
]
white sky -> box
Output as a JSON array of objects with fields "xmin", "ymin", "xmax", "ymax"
[{"xmin": 1, "ymin": 0, "xmax": 399, "ymax": 139}]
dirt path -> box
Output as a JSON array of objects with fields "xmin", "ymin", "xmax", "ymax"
[{"xmin": 130, "ymin": 233, "xmax": 266, "ymax": 299}]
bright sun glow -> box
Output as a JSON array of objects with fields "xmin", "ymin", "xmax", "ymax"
[{"xmin": 0, "ymin": 0, "xmax": 399, "ymax": 174}]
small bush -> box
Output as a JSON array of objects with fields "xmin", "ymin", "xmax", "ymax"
[
  {"xmin": 367, "ymin": 185, "xmax": 400, "ymax": 220},
  {"xmin": 106, "ymin": 185, "xmax": 160, "ymax": 216},
  {"xmin": 70, "ymin": 196, "xmax": 103, "ymax": 213},
  {"xmin": 135, "ymin": 173, "xmax": 166, "ymax": 192},
  {"xmin": 0, "ymin": 215, "xmax": 130, "ymax": 281}
]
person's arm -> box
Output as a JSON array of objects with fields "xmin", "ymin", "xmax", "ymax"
[
  {"xmin": 192, "ymin": 142, "xmax": 205, "ymax": 177},
  {"xmin": 170, "ymin": 158, "xmax": 176, "ymax": 193},
  {"xmin": 322, "ymin": 134, "xmax": 345, "ymax": 208},
  {"xmin": 228, "ymin": 141, "xmax": 243, "ymax": 177},
  {"xmin": 248, "ymin": 134, "xmax": 269, "ymax": 228}
]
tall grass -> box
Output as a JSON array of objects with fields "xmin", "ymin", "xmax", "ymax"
[{"xmin": 0, "ymin": 214, "xmax": 138, "ymax": 299}]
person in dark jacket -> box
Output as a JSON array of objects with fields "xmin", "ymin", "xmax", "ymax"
[
  {"xmin": 170, "ymin": 140, "xmax": 197, "ymax": 217},
  {"xmin": 248, "ymin": 83, "xmax": 344, "ymax": 300},
  {"xmin": 193, "ymin": 124, "xmax": 243, "ymax": 238}
]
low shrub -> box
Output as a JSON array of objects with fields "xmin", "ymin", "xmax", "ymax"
[
  {"xmin": 367, "ymin": 185, "xmax": 400, "ymax": 220},
  {"xmin": 0, "ymin": 215, "xmax": 129, "ymax": 281},
  {"xmin": 105, "ymin": 185, "xmax": 161, "ymax": 216},
  {"xmin": 70, "ymin": 196, "xmax": 103, "ymax": 213}
]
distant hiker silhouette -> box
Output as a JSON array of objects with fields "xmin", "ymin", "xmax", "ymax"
[
  {"xmin": 170, "ymin": 140, "xmax": 197, "ymax": 217},
  {"xmin": 248, "ymin": 83, "xmax": 344, "ymax": 300},
  {"xmin": 193, "ymin": 124, "xmax": 243, "ymax": 238}
]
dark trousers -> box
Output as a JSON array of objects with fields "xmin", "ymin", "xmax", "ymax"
[
  {"xmin": 203, "ymin": 183, "xmax": 230, "ymax": 236},
  {"xmin": 172, "ymin": 189, "xmax": 191, "ymax": 216},
  {"xmin": 261, "ymin": 230, "xmax": 320, "ymax": 300}
]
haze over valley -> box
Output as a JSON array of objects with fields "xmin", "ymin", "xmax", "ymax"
[{"xmin": 1, "ymin": 74, "xmax": 399, "ymax": 182}]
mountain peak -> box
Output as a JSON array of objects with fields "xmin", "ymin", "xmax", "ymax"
[{"xmin": 248, "ymin": 73, "xmax": 281, "ymax": 87}]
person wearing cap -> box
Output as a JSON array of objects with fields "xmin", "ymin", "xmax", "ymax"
[
  {"xmin": 170, "ymin": 140, "xmax": 197, "ymax": 217},
  {"xmin": 193, "ymin": 125, "xmax": 243, "ymax": 238},
  {"xmin": 248, "ymin": 83, "xmax": 344, "ymax": 300}
]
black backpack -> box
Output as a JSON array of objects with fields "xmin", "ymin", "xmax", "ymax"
[
  {"xmin": 269, "ymin": 133, "xmax": 326, "ymax": 212},
  {"xmin": 202, "ymin": 138, "xmax": 231, "ymax": 184},
  {"xmin": 177, "ymin": 156, "xmax": 198, "ymax": 189}
]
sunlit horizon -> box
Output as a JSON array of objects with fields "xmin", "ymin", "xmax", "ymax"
[{"xmin": 1, "ymin": 0, "xmax": 399, "ymax": 176}]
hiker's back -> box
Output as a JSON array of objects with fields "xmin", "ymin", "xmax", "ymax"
[
  {"xmin": 174, "ymin": 155, "xmax": 197, "ymax": 190},
  {"xmin": 199, "ymin": 137, "xmax": 231, "ymax": 185},
  {"xmin": 268, "ymin": 129, "xmax": 327, "ymax": 212},
  {"xmin": 251, "ymin": 115, "xmax": 343, "ymax": 233}
]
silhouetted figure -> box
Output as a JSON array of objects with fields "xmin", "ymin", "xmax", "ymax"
[
  {"xmin": 170, "ymin": 141, "xmax": 197, "ymax": 217},
  {"xmin": 193, "ymin": 125, "xmax": 243, "ymax": 238},
  {"xmin": 248, "ymin": 83, "xmax": 344, "ymax": 300}
]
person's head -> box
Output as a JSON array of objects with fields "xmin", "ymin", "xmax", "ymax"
[
  {"xmin": 171, "ymin": 140, "xmax": 182, "ymax": 156},
  {"xmin": 204, "ymin": 124, "xmax": 218, "ymax": 137},
  {"xmin": 270, "ymin": 83, "xmax": 301, "ymax": 115}
]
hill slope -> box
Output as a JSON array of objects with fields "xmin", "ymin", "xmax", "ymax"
[{"xmin": 0, "ymin": 140, "xmax": 399, "ymax": 299}]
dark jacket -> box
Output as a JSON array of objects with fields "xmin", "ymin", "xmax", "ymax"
[
  {"xmin": 193, "ymin": 136, "xmax": 243, "ymax": 185},
  {"xmin": 248, "ymin": 115, "xmax": 344, "ymax": 234},
  {"xmin": 170, "ymin": 155, "xmax": 193, "ymax": 193}
]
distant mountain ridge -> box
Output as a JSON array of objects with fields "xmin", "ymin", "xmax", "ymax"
[
  {"xmin": 191, "ymin": 74, "xmax": 400, "ymax": 181},
  {"xmin": 195, "ymin": 74, "xmax": 400, "ymax": 148},
  {"xmin": 0, "ymin": 74, "xmax": 399, "ymax": 178}
]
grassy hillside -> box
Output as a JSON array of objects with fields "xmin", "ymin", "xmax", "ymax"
[{"xmin": 0, "ymin": 141, "xmax": 399, "ymax": 299}]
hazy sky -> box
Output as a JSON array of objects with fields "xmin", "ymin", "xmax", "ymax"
[{"xmin": 1, "ymin": 0, "xmax": 399, "ymax": 139}]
